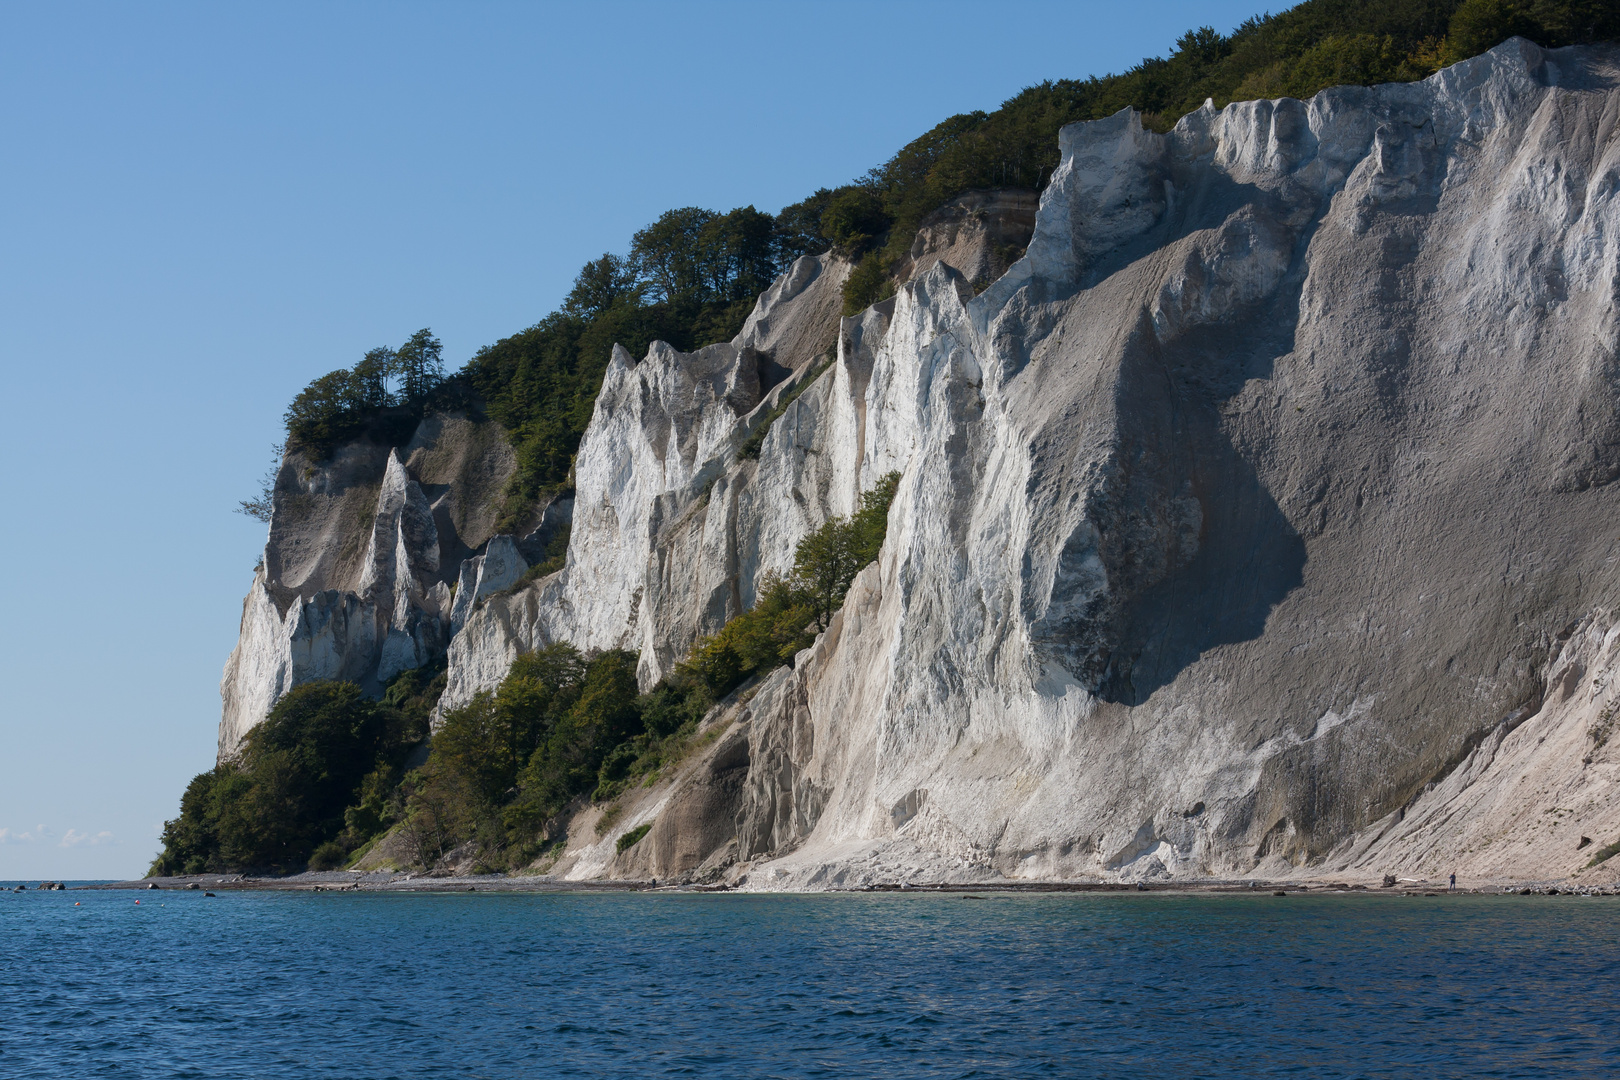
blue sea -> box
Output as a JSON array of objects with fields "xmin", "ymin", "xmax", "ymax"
[{"xmin": 3, "ymin": 885, "xmax": 1617, "ymax": 1078}]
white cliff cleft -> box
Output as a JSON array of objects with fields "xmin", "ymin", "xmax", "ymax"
[
  {"xmin": 448, "ymin": 535, "xmax": 526, "ymax": 637},
  {"xmin": 364, "ymin": 450, "xmax": 449, "ymax": 684}
]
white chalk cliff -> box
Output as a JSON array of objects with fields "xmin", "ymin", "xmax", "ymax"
[{"xmin": 227, "ymin": 40, "xmax": 1620, "ymax": 886}]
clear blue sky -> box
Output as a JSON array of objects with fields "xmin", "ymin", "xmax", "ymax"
[{"xmin": 0, "ymin": 0, "xmax": 1265, "ymax": 879}]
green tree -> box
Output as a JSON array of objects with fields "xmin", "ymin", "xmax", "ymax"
[
  {"xmin": 431, "ymin": 694, "xmax": 523, "ymax": 812},
  {"xmin": 819, "ymin": 186, "xmax": 891, "ymax": 253},
  {"xmin": 791, "ymin": 517, "xmax": 865, "ymax": 632},
  {"xmin": 841, "ymin": 252, "xmax": 896, "ymax": 317},
  {"xmin": 700, "ymin": 205, "xmax": 778, "ymax": 302},
  {"xmin": 395, "ymin": 328, "xmax": 444, "ymax": 403},
  {"xmin": 564, "ymin": 253, "xmax": 645, "ymax": 317},
  {"xmin": 353, "ymin": 346, "xmax": 396, "ymax": 408},
  {"xmin": 504, "ymin": 649, "xmax": 641, "ymax": 834},
  {"xmin": 773, "ymin": 188, "xmax": 835, "ymax": 266},
  {"xmin": 150, "ymin": 679, "xmax": 425, "ymax": 876},
  {"xmin": 631, "ymin": 207, "xmax": 718, "ymax": 302},
  {"xmin": 235, "ymin": 441, "xmax": 284, "ymax": 524},
  {"xmin": 284, "ymin": 368, "xmax": 364, "ymax": 451},
  {"xmin": 430, "ymin": 642, "xmax": 588, "ymax": 813}
]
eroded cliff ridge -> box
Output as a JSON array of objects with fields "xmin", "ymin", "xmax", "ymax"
[{"xmin": 226, "ymin": 40, "xmax": 1620, "ymax": 886}]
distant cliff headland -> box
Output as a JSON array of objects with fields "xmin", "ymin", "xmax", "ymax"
[{"xmin": 155, "ymin": 0, "xmax": 1620, "ymax": 891}]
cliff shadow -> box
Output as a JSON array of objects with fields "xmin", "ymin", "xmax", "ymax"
[{"xmin": 1096, "ymin": 292, "xmax": 1308, "ymax": 706}]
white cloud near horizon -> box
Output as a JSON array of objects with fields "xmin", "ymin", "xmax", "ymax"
[{"xmin": 0, "ymin": 825, "xmax": 117, "ymax": 847}]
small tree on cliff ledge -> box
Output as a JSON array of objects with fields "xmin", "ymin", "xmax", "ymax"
[
  {"xmin": 394, "ymin": 328, "xmax": 444, "ymax": 404},
  {"xmin": 792, "ymin": 472, "xmax": 901, "ymax": 631}
]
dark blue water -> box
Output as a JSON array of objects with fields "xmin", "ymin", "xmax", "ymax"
[{"xmin": 4, "ymin": 886, "xmax": 1617, "ymax": 1078}]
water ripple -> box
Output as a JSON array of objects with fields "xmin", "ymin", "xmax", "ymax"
[{"xmin": 3, "ymin": 889, "xmax": 1618, "ymax": 1077}]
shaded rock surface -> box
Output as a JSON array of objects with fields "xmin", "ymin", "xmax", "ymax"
[{"xmin": 894, "ymin": 188, "xmax": 1039, "ymax": 286}]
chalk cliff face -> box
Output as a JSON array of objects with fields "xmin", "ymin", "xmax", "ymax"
[
  {"xmin": 218, "ymin": 414, "xmax": 543, "ymax": 758},
  {"xmin": 437, "ymin": 250, "xmax": 852, "ymax": 704},
  {"xmin": 226, "ymin": 40, "xmax": 1620, "ymax": 885}
]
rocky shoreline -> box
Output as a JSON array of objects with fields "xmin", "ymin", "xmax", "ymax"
[{"xmin": 62, "ymin": 872, "xmax": 1620, "ymax": 897}]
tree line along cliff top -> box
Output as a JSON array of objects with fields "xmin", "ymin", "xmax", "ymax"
[{"xmin": 262, "ymin": 0, "xmax": 1617, "ymax": 534}]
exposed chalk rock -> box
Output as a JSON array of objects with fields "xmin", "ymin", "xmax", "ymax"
[
  {"xmin": 542, "ymin": 40, "xmax": 1620, "ymax": 888},
  {"xmin": 448, "ymin": 535, "xmax": 527, "ymax": 637},
  {"xmin": 219, "ymin": 416, "xmax": 516, "ymax": 759},
  {"xmin": 894, "ymin": 188, "xmax": 1038, "ymax": 285}
]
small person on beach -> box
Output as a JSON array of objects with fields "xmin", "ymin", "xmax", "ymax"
[{"xmin": 1449, "ymin": 873, "xmax": 1456, "ymax": 892}]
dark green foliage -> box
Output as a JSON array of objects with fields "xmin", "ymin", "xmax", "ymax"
[
  {"xmin": 397, "ymin": 645, "xmax": 660, "ymax": 868},
  {"xmin": 394, "ymin": 328, "xmax": 445, "ymax": 403},
  {"xmin": 283, "ymin": 329, "xmax": 451, "ymax": 459},
  {"xmin": 153, "ymin": 770, "xmax": 228, "ymax": 877},
  {"xmin": 1446, "ymin": 0, "xmax": 1616, "ymax": 60},
  {"xmin": 510, "ymin": 649, "xmax": 641, "ymax": 823},
  {"xmin": 637, "ymin": 672, "xmax": 713, "ymax": 740},
  {"xmin": 819, "ymin": 186, "xmax": 891, "ymax": 253},
  {"xmin": 352, "ymin": 347, "xmax": 394, "ymax": 409},
  {"xmin": 564, "ymin": 253, "xmax": 645, "ymax": 317},
  {"xmin": 629, "ymin": 205, "xmax": 779, "ymax": 306},
  {"xmin": 631, "ymin": 207, "xmax": 717, "ymax": 302},
  {"xmin": 381, "ymin": 659, "xmax": 448, "ymax": 727},
  {"xmin": 427, "ymin": 643, "xmax": 589, "ymax": 818},
  {"xmin": 283, "ymin": 369, "xmax": 369, "ymax": 456},
  {"xmin": 374, "ymin": 633, "xmax": 738, "ymax": 870},
  {"xmin": 773, "ymin": 188, "xmax": 836, "ymax": 266},
  {"xmin": 841, "ymin": 252, "xmax": 896, "ymax": 317},
  {"xmin": 682, "ymin": 573, "xmax": 818, "ymax": 699},
  {"xmin": 793, "ymin": 472, "xmax": 900, "ymax": 631},
  {"xmin": 151, "ymin": 678, "xmax": 431, "ymax": 876},
  {"xmin": 616, "ymin": 822, "xmax": 653, "ymax": 853},
  {"xmin": 591, "ymin": 671, "xmax": 714, "ymax": 803},
  {"xmin": 308, "ymin": 840, "xmax": 348, "ymax": 871}
]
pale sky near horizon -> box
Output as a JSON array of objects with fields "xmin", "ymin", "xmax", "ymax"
[{"xmin": 1, "ymin": 0, "xmax": 1265, "ymax": 879}]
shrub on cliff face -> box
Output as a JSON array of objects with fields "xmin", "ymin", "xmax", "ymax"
[
  {"xmin": 684, "ymin": 574, "xmax": 817, "ymax": 696},
  {"xmin": 399, "ymin": 646, "xmax": 646, "ymax": 867},
  {"xmin": 683, "ymin": 472, "xmax": 901, "ymax": 700},
  {"xmin": 151, "ymin": 679, "xmax": 428, "ymax": 876},
  {"xmin": 840, "ymin": 253, "xmax": 896, "ymax": 317}
]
